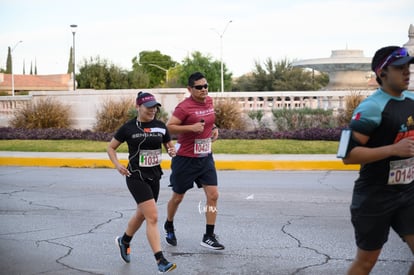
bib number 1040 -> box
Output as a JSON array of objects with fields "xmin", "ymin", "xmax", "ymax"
[{"xmin": 194, "ymin": 138, "xmax": 211, "ymax": 155}]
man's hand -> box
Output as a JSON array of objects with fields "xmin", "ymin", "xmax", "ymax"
[
  {"xmin": 393, "ymin": 137, "xmax": 414, "ymax": 158},
  {"xmin": 211, "ymin": 127, "xmax": 219, "ymax": 142}
]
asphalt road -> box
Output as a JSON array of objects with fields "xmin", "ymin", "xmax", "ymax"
[{"xmin": 0, "ymin": 167, "xmax": 412, "ymax": 275}]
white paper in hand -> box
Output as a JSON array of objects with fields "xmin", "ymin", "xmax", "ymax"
[{"xmin": 337, "ymin": 129, "xmax": 351, "ymax": 158}]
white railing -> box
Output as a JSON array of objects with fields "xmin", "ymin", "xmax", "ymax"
[
  {"xmin": 0, "ymin": 95, "xmax": 32, "ymax": 127},
  {"xmin": 210, "ymin": 90, "xmax": 374, "ymax": 112},
  {"xmin": 0, "ymin": 89, "xmax": 376, "ymax": 130}
]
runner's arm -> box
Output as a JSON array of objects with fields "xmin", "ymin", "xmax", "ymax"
[
  {"xmin": 343, "ymin": 131, "xmax": 414, "ymax": 164},
  {"xmin": 167, "ymin": 115, "xmax": 205, "ymax": 135},
  {"xmin": 107, "ymin": 138, "xmax": 131, "ymax": 176}
]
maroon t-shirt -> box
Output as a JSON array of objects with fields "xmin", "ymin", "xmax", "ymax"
[{"xmin": 173, "ymin": 96, "xmax": 215, "ymax": 157}]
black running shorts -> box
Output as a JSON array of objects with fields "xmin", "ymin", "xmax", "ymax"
[
  {"xmin": 350, "ymin": 184, "xmax": 414, "ymax": 250},
  {"xmin": 126, "ymin": 174, "xmax": 160, "ymax": 204},
  {"xmin": 169, "ymin": 154, "xmax": 218, "ymax": 194}
]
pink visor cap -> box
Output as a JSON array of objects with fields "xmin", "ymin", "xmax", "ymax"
[{"xmin": 136, "ymin": 92, "xmax": 161, "ymax": 107}]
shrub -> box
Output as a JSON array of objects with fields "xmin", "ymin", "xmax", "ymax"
[
  {"xmin": 10, "ymin": 97, "xmax": 72, "ymax": 129},
  {"xmin": 0, "ymin": 127, "xmax": 112, "ymax": 141},
  {"xmin": 128, "ymin": 106, "xmax": 169, "ymax": 123},
  {"xmin": 337, "ymin": 92, "xmax": 366, "ymax": 127},
  {"xmin": 156, "ymin": 107, "xmax": 169, "ymax": 123},
  {"xmin": 248, "ymin": 110, "xmax": 265, "ymax": 129},
  {"xmin": 214, "ymin": 98, "xmax": 246, "ymax": 130},
  {"xmin": 271, "ymin": 108, "xmax": 336, "ymax": 131},
  {"xmin": 0, "ymin": 126, "xmax": 342, "ymax": 141},
  {"xmin": 94, "ymin": 97, "xmax": 134, "ymax": 133},
  {"xmin": 248, "ymin": 110, "xmax": 264, "ymax": 121}
]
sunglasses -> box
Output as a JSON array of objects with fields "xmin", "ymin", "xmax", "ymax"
[
  {"xmin": 192, "ymin": 84, "xmax": 209, "ymax": 90},
  {"xmin": 376, "ymin": 48, "xmax": 409, "ymax": 73}
]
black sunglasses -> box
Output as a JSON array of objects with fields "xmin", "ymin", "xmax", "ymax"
[{"xmin": 192, "ymin": 84, "xmax": 208, "ymax": 90}]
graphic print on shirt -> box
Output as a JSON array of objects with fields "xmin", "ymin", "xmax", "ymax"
[
  {"xmin": 394, "ymin": 115, "xmax": 414, "ymax": 143},
  {"xmin": 389, "ymin": 115, "xmax": 414, "ymax": 185}
]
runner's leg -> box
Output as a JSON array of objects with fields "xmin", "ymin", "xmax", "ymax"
[{"xmin": 347, "ymin": 248, "xmax": 381, "ymax": 275}]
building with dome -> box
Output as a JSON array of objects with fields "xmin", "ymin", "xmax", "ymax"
[
  {"xmin": 293, "ymin": 49, "xmax": 373, "ymax": 90},
  {"xmin": 293, "ymin": 24, "xmax": 414, "ymax": 91}
]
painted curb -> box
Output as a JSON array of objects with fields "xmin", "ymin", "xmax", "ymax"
[{"xmin": 0, "ymin": 157, "xmax": 359, "ymax": 170}]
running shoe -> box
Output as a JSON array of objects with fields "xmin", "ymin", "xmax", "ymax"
[
  {"xmin": 200, "ymin": 234, "xmax": 225, "ymax": 250},
  {"xmin": 115, "ymin": 236, "xmax": 131, "ymax": 263},
  {"xmin": 157, "ymin": 258, "xmax": 177, "ymax": 273},
  {"xmin": 164, "ymin": 225, "xmax": 177, "ymax": 246}
]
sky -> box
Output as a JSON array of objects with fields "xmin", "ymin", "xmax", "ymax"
[{"xmin": 0, "ymin": 0, "xmax": 413, "ymax": 77}]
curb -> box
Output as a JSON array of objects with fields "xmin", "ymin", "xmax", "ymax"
[{"xmin": 0, "ymin": 157, "xmax": 359, "ymax": 171}]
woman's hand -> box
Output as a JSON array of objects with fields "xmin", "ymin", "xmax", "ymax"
[
  {"xmin": 167, "ymin": 146, "xmax": 176, "ymax": 157},
  {"xmin": 116, "ymin": 163, "xmax": 131, "ymax": 177}
]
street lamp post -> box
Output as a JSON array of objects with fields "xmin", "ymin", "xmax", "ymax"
[
  {"xmin": 70, "ymin": 24, "xmax": 77, "ymax": 91},
  {"xmin": 212, "ymin": 20, "xmax": 232, "ymax": 93},
  {"xmin": 11, "ymin": 40, "xmax": 23, "ymax": 97}
]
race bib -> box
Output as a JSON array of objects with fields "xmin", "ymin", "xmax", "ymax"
[
  {"xmin": 194, "ymin": 138, "xmax": 211, "ymax": 155},
  {"xmin": 139, "ymin": 149, "xmax": 162, "ymax": 167},
  {"xmin": 387, "ymin": 157, "xmax": 414, "ymax": 185}
]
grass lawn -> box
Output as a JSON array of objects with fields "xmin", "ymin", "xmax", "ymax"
[{"xmin": 0, "ymin": 139, "xmax": 339, "ymax": 154}]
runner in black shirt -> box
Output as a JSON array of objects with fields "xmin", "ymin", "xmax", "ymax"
[{"xmin": 107, "ymin": 92, "xmax": 177, "ymax": 273}]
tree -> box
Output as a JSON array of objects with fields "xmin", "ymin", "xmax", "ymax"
[
  {"xmin": 107, "ymin": 64, "xmax": 129, "ymax": 89},
  {"xmin": 251, "ymin": 58, "xmax": 275, "ymax": 91},
  {"xmin": 243, "ymin": 58, "xmax": 328, "ymax": 91},
  {"xmin": 176, "ymin": 51, "xmax": 232, "ymax": 91},
  {"xmin": 163, "ymin": 65, "xmax": 182, "ymax": 88},
  {"xmin": 232, "ymin": 73, "xmax": 256, "ymax": 91},
  {"xmin": 77, "ymin": 56, "xmax": 109, "ymax": 89},
  {"xmin": 67, "ymin": 47, "xmax": 73, "ymax": 74},
  {"xmin": 131, "ymin": 50, "xmax": 176, "ymax": 87},
  {"xmin": 6, "ymin": 47, "xmax": 12, "ymax": 73},
  {"xmin": 77, "ymin": 56, "xmax": 131, "ymax": 89},
  {"xmin": 128, "ymin": 68, "xmax": 150, "ymax": 89}
]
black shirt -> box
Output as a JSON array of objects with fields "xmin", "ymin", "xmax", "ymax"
[
  {"xmin": 349, "ymin": 89, "xmax": 414, "ymax": 193},
  {"xmin": 114, "ymin": 118, "xmax": 171, "ymax": 180}
]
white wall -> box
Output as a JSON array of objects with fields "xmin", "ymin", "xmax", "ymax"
[{"xmin": 0, "ymin": 89, "xmax": 379, "ymax": 130}]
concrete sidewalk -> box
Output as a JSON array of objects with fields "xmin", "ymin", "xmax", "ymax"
[{"xmin": 0, "ymin": 151, "xmax": 359, "ymax": 170}]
